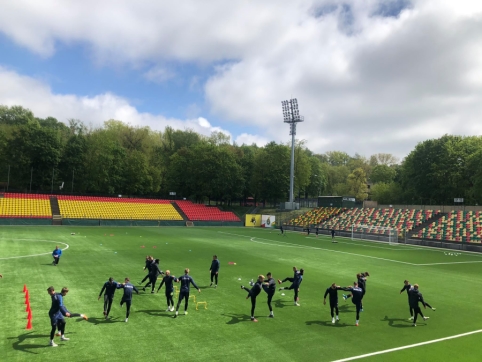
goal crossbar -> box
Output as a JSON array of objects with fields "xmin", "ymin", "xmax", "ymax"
[{"xmin": 351, "ymin": 224, "xmax": 400, "ymax": 244}]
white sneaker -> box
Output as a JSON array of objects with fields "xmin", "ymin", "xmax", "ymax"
[
  {"xmin": 171, "ymin": 306, "xmax": 175, "ymax": 312},
  {"xmin": 61, "ymin": 336, "xmax": 70, "ymax": 341},
  {"xmin": 125, "ymin": 318, "xmax": 128, "ymax": 322},
  {"xmin": 423, "ymin": 316, "xmax": 429, "ymax": 321},
  {"xmin": 184, "ymin": 311, "xmax": 188, "ymax": 315},
  {"xmin": 336, "ymin": 316, "xmax": 339, "ymax": 321},
  {"xmin": 50, "ymin": 341, "xmax": 58, "ymax": 347},
  {"xmin": 332, "ymin": 318, "xmax": 335, "ymax": 324},
  {"xmin": 295, "ymin": 303, "xmax": 300, "ymax": 306},
  {"xmin": 409, "ymin": 317, "xmax": 414, "ymax": 320},
  {"xmin": 432, "ymin": 308, "xmax": 436, "ymax": 311},
  {"xmin": 412, "ymin": 323, "xmax": 416, "ymax": 327}
]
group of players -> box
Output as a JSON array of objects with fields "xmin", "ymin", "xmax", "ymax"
[
  {"xmin": 45, "ymin": 246, "xmax": 435, "ymax": 347},
  {"xmin": 46, "ymin": 253, "xmax": 220, "ymax": 346}
]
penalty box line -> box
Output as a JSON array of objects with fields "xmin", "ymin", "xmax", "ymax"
[
  {"xmin": 218, "ymin": 231, "xmax": 417, "ymax": 266},
  {"xmin": 219, "ymin": 231, "xmax": 482, "ymax": 266},
  {"xmin": 332, "ymin": 329, "xmax": 482, "ymax": 362}
]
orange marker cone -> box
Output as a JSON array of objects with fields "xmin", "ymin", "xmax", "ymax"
[
  {"xmin": 27, "ymin": 310, "xmax": 32, "ymax": 320},
  {"xmin": 26, "ymin": 303, "xmax": 31, "ymax": 312},
  {"xmin": 23, "ymin": 284, "xmax": 27, "ymax": 293},
  {"xmin": 26, "ymin": 319, "xmax": 32, "ymax": 330}
]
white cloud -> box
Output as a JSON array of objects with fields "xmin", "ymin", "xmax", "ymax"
[
  {"xmin": 2, "ymin": 1, "xmax": 482, "ymax": 157},
  {"xmin": 0, "ymin": 66, "xmax": 232, "ymax": 139},
  {"xmin": 143, "ymin": 66, "xmax": 175, "ymax": 83},
  {"xmin": 235, "ymin": 133, "xmax": 270, "ymax": 147}
]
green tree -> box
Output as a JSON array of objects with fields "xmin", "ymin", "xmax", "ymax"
[
  {"xmin": 252, "ymin": 142, "xmax": 290, "ymax": 205},
  {"xmin": 347, "ymin": 167, "xmax": 368, "ymax": 201},
  {"xmin": 370, "ymin": 164, "xmax": 397, "ymax": 184}
]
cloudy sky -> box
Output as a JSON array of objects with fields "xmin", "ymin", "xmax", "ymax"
[{"xmin": 1, "ymin": 0, "xmax": 481, "ymax": 159}]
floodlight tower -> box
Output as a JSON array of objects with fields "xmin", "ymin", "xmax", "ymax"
[{"xmin": 281, "ymin": 98, "xmax": 304, "ymax": 207}]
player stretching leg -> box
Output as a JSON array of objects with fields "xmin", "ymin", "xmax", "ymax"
[
  {"xmin": 47, "ymin": 286, "xmax": 68, "ymax": 347},
  {"xmin": 99, "ymin": 277, "xmax": 118, "ymax": 319},
  {"xmin": 324, "ymin": 283, "xmax": 342, "ymax": 324},
  {"xmin": 279, "ymin": 268, "xmax": 304, "ymax": 306},
  {"xmin": 157, "ymin": 270, "xmax": 178, "ymax": 311},
  {"xmin": 341, "ymin": 282, "xmax": 364, "ymax": 326},
  {"xmin": 174, "ymin": 268, "xmax": 201, "ymax": 318},
  {"xmin": 242, "ymin": 275, "xmax": 264, "ymax": 322},
  {"xmin": 118, "ymin": 278, "xmax": 139, "ymax": 322},
  {"xmin": 408, "ymin": 284, "xmax": 429, "ymax": 326}
]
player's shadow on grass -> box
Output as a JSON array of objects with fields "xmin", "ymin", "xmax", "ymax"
[
  {"xmin": 222, "ymin": 313, "xmax": 258, "ymax": 324},
  {"xmin": 83, "ymin": 317, "xmax": 122, "ymax": 325},
  {"xmin": 305, "ymin": 320, "xmax": 350, "ymax": 328},
  {"xmin": 136, "ymin": 310, "xmax": 175, "ymax": 318},
  {"xmin": 8, "ymin": 332, "xmax": 63, "ymax": 354},
  {"xmin": 338, "ymin": 305, "xmax": 355, "ymax": 313},
  {"xmin": 274, "ymin": 299, "xmax": 294, "ymax": 308},
  {"xmin": 382, "ymin": 316, "xmax": 419, "ymax": 328}
]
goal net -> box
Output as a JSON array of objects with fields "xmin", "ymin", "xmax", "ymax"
[{"xmin": 351, "ymin": 224, "xmax": 399, "ymax": 244}]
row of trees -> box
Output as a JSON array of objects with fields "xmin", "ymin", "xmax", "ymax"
[{"xmin": 0, "ymin": 105, "xmax": 480, "ymax": 205}]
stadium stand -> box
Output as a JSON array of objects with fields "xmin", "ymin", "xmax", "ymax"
[
  {"xmin": 319, "ymin": 207, "xmax": 440, "ymax": 237},
  {"xmin": 57, "ymin": 196, "xmax": 183, "ymax": 220},
  {"xmin": 286, "ymin": 207, "xmax": 344, "ymax": 227},
  {"xmin": 0, "ymin": 193, "xmax": 51, "ymax": 218},
  {"xmin": 414, "ymin": 210, "xmax": 482, "ymax": 243},
  {"xmin": 175, "ymin": 200, "xmax": 240, "ymax": 221}
]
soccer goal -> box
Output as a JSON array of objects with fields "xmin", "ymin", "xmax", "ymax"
[{"xmin": 351, "ymin": 224, "xmax": 400, "ymax": 244}]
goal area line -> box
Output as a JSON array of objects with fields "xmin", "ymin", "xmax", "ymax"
[{"xmin": 331, "ymin": 329, "xmax": 482, "ymax": 362}]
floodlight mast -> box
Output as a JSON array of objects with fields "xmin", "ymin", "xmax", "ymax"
[{"xmin": 281, "ymin": 98, "xmax": 304, "ymax": 205}]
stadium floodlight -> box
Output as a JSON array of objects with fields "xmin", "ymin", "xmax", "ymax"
[{"xmin": 281, "ymin": 98, "xmax": 304, "ymax": 206}]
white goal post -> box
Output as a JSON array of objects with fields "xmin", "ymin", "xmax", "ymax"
[{"xmin": 351, "ymin": 224, "xmax": 401, "ymax": 244}]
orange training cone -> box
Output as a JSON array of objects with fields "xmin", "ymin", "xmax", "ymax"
[
  {"xmin": 26, "ymin": 319, "xmax": 32, "ymax": 330},
  {"xmin": 27, "ymin": 310, "xmax": 32, "ymax": 320},
  {"xmin": 25, "ymin": 290, "xmax": 29, "ymax": 299},
  {"xmin": 23, "ymin": 284, "xmax": 27, "ymax": 293},
  {"xmin": 25, "ymin": 303, "xmax": 31, "ymax": 312}
]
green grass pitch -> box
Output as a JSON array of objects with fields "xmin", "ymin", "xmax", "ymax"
[{"xmin": 1, "ymin": 226, "xmax": 482, "ymax": 362}]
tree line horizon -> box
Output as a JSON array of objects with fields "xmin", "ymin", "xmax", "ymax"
[{"xmin": 1, "ymin": 105, "xmax": 480, "ymax": 206}]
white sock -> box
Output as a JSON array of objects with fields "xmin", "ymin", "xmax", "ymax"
[{"xmin": 356, "ymin": 320, "xmax": 359, "ymax": 324}]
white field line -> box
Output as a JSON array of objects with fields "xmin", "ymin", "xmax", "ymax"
[
  {"xmin": 219, "ymin": 232, "xmax": 416, "ymax": 265},
  {"xmin": 0, "ymin": 238, "xmax": 70, "ymax": 260},
  {"xmin": 305, "ymin": 237, "xmax": 423, "ymax": 252},
  {"xmin": 332, "ymin": 329, "xmax": 482, "ymax": 362},
  {"xmin": 255, "ymin": 228, "xmax": 482, "ymax": 258},
  {"xmin": 219, "ymin": 231, "xmax": 482, "ymax": 266}
]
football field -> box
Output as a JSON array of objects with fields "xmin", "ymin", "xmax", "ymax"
[{"xmin": 1, "ymin": 226, "xmax": 482, "ymax": 362}]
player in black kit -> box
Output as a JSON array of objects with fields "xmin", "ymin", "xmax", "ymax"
[
  {"xmin": 209, "ymin": 255, "xmax": 220, "ymax": 288},
  {"xmin": 98, "ymin": 277, "xmax": 118, "ymax": 319},
  {"xmin": 408, "ymin": 284, "xmax": 429, "ymax": 326},
  {"xmin": 341, "ymin": 282, "xmax": 364, "ymax": 326},
  {"xmin": 242, "ymin": 275, "xmax": 265, "ymax": 322},
  {"xmin": 157, "ymin": 270, "xmax": 178, "ymax": 312},
  {"xmin": 142, "ymin": 259, "xmax": 163, "ymax": 293},
  {"xmin": 324, "ymin": 283, "xmax": 342, "ymax": 324},
  {"xmin": 118, "ymin": 277, "xmax": 139, "ymax": 322},
  {"xmin": 174, "ymin": 268, "xmax": 201, "ymax": 318},
  {"xmin": 263, "ymin": 272, "xmax": 276, "ymax": 317}
]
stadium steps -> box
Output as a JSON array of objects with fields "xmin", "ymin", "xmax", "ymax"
[
  {"xmin": 49, "ymin": 196, "xmax": 62, "ymax": 225},
  {"xmin": 171, "ymin": 202, "xmax": 188, "ymax": 221},
  {"xmin": 409, "ymin": 212, "xmax": 446, "ymax": 237}
]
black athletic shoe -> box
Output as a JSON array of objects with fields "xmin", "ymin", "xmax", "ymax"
[{"xmin": 268, "ymin": 314, "xmax": 274, "ymax": 318}]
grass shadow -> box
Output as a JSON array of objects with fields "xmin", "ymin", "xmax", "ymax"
[
  {"xmin": 83, "ymin": 316, "xmax": 122, "ymax": 325},
  {"xmin": 305, "ymin": 320, "xmax": 350, "ymax": 328},
  {"xmin": 221, "ymin": 313, "xmax": 258, "ymax": 324},
  {"xmin": 7, "ymin": 332, "xmax": 60, "ymax": 354},
  {"xmin": 337, "ymin": 304, "xmax": 355, "ymax": 313},
  {"xmin": 136, "ymin": 310, "xmax": 174, "ymax": 318},
  {"xmin": 381, "ymin": 315, "xmax": 421, "ymax": 328},
  {"xmin": 274, "ymin": 299, "xmax": 295, "ymax": 309}
]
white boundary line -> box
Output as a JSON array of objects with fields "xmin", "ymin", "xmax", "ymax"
[
  {"xmin": 0, "ymin": 238, "xmax": 70, "ymax": 260},
  {"xmin": 332, "ymin": 329, "xmax": 482, "ymax": 361},
  {"xmin": 255, "ymin": 227, "xmax": 482, "ymax": 258},
  {"xmin": 219, "ymin": 232, "xmax": 416, "ymax": 265},
  {"xmin": 219, "ymin": 231, "xmax": 482, "ymax": 266}
]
